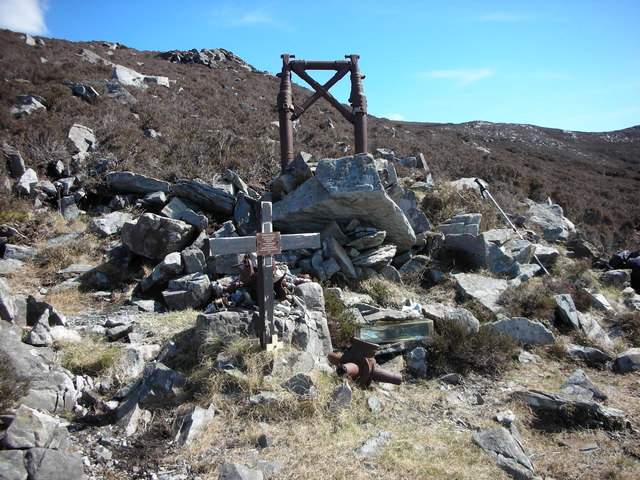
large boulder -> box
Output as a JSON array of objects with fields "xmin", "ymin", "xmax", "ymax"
[
  {"xmin": 90, "ymin": 211, "xmax": 134, "ymax": 236},
  {"xmin": 473, "ymin": 427, "xmax": 536, "ymax": 480},
  {"xmin": 106, "ymin": 171, "xmax": 170, "ymax": 194},
  {"xmin": 453, "ymin": 273, "xmax": 509, "ymax": 314},
  {"xmin": 170, "ymin": 178, "xmax": 236, "ymax": 217},
  {"xmin": 527, "ymin": 201, "xmax": 570, "ymax": 243},
  {"xmin": 121, "ymin": 213, "xmax": 195, "ymax": 260},
  {"xmin": 272, "ymin": 155, "xmax": 416, "ymax": 252},
  {"xmin": 0, "ymin": 326, "xmax": 77, "ymax": 413},
  {"xmin": 290, "ymin": 282, "xmax": 333, "ymax": 361},
  {"xmin": 483, "ymin": 317, "xmax": 555, "ymax": 345}
]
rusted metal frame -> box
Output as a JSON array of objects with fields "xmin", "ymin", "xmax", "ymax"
[
  {"xmin": 290, "ymin": 64, "xmax": 351, "ymax": 121},
  {"xmin": 289, "ymin": 60, "xmax": 351, "ymax": 70},
  {"xmin": 289, "ymin": 63, "xmax": 353, "ymax": 121}
]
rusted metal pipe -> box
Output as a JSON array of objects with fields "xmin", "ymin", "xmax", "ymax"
[
  {"xmin": 277, "ymin": 54, "xmax": 295, "ymax": 171},
  {"xmin": 347, "ymin": 54, "xmax": 368, "ymax": 154},
  {"xmin": 328, "ymin": 337, "xmax": 402, "ymax": 388}
]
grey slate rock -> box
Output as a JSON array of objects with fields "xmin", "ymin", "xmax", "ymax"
[
  {"xmin": 218, "ymin": 463, "xmax": 264, "ymax": 480},
  {"xmin": 454, "ymin": 273, "xmax": 509, "ymax": 314},
  {"xmin": 163, "ymin": 272, "xmax": 212, "ymax": 310},
  {"xmin": 446, "ymin": 307, "xmax": 481, "ymax": 333},
  {"xmin": 511, "ymin": 390, "xmax": 627, "ymax": 429},
  {"xmin": 566, "ymin": 344, "xmax": 612, "ymax": 365},
  {"xmin": 554, "ymin": 294, "xmax": 580, "ymax": 330},
  {"xmin": 527, "ymin": 202, "xmax": 569, "ymax": 243},
  {"xmin": 0, "ymin": 405, "xmax": 70, "ymax": 450},
  {"xmin": 24, "ymin": 448, "xmax": 84, "ymax": 480},
  {"xmin": 0, "ymin": 327, "xmax": 76, "ymax": 413},
  {"xmin": 0, "ymin": 277, "xmax": 15, "ymax": 322},
  {"xmin": 121, "ymin": 213, "xmax": 195, "ymax": 260},
  {"xmin": 483, "ymin": 317, "xmax": 555, "ymax": 345},
  {"xmin": 352, "ymin": 244, "xmax": 397, "ymax": 268},
  {"xmin": 90, "ymin": 211, "xmax": 133, "ymax": 237},
  {"xmin": 172, "ymin": 404, "xmax": 216, "ymax": 446},
  {"xmin": 61, "ymin": 81, "xmax": 100, "ymax": 103},
  {"xmin": 561, "ymin": 369, "xmax": 607, "ymax": 400},
  {"xmin": 24, "ymin": 312, "xmax": 53, "ymax": 347},
  {"xmin": 106, "ymin": 171, "xmax": 170, "ymax": 193},
  {"xmin": 386, "ymin": 184, "xmax": 431, "ymax": 234},
  {"xmin": 614, "ymin": 348, "xmax": 640, "ymax": 373},
  {"xmin": 272, "ymin": 155, "xmax": 416, "ymax": 252},
  {"xmin": 281, "ymin": 373, "xmax": 316, "ymax": 397},
  {"xmin": 170, "ymin": 178, "xmax": 236, "ymax": 216},
  {"xmin": 406, "ymin": 346, "xmax": 427, "ymax": 378},
  {"xmin": 141, "ymin": 252, "xmax": 183, "ymax": 291},
  {"xmin": 68, "ymin": 123, "xmax": 96, "ymax": 153},
  {"xmin": 331, "ymin": 381, "xmax": 353, "ymax": 410},
  {"xmin": 473, "ymin": 427, "xmax": 535, "ymax": 480},
  {"xmin": 0, "ymin": 450, "xmax": 27, "ymax": 480},
  {"xmin": 3, "ymin": 244, "xmax": 37, "ymax": 261},
  {"xmin": 196, "ymin": 310, "xmax": 257, "ymax": 342},
  {"xmin": 355, "ymin": 430, "xmax": 394, "ymax": 458}
]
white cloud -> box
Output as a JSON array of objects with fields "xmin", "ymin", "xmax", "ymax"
[
  {"xmin": 213, "ymin": 4, "xmax": 290, "ymax": 30},
  {"xmin": 0, "ymin": 0, "xmax": 48, "ymax": 35},
  {"xmin": 387, "ymin": 113, "xmax": 405, "ymax": 121},
  {"xmin": 417, "ymin": 69, "xmax": 494, "ymax": 86}
]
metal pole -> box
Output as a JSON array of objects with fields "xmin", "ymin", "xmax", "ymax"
[
  {"xmin": 347, "ymin": 54, "xmax": 368, "ymax": 154},
  {"xmin": 474, "ymin": 179, "xmax": 551, "ymax": 276},
  {"xmin": 277, "ymin": 54, "xmax": 295, "ymax": 172}
]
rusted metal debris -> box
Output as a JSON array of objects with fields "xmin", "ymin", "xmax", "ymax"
[
  {"xmin": 328, "ymin": 337, "xmax": 402, "ymax": 388},
  {"xmin": 277, "ymin": 54, "xmax": 368, "ymax": 171}
]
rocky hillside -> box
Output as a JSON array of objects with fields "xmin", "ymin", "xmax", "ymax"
[
  {"xmin": 1, "ymin": 28, "xmax": 639, "ymax": 252},
  {"xmin": 0, "ymin": 29, "xmax": 639, "ymax": 480}
]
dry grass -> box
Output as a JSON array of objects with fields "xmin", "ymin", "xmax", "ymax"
[
  {"xmin": 136, "ymin": 309, "xmax": 200, "ymax": 346},
  {"xmin": 58, "ymin": 334, "xmax": 123, "ymax": 377}
]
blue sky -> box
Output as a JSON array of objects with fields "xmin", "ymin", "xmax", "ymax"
[{"xmin": 2, "ymin": 0, "xmax": 639, "ymax": 132}]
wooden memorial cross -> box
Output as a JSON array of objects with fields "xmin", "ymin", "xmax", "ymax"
[{"xmin": 207, "ymin": 201, "xmax": 321, "ymax": 351}]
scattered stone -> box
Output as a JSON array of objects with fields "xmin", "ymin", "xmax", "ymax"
[
  {"xmin": 446, "ymin": 307, "xmax": 480, "ymax": 333},
  {"xmin": 405, "ymin": 346, "xmax": 427, "ymax": 378},
  {"xmin": 473, "ymin": 426, "xmax": 536, "ymax": 480},
  {"xmin": 68, "ymin": 123, "xmax": 97, "ymax": 154},
  {"xmin": 0, "ymin": 404, "xmax": 70, "ymax": 449},
  {"xmin": 483, "ymin": 317, "xmax": 555, "ymax": 345},
  {"xmin": 355, "ymin": 430, "xmax": 394, "ymax": 458},
  {"xmin": 554, "ymin": 294, "xmax": 580, "ymax": 330},
  {"xmin": 90, "ymin": 211, "xmax": 133, "ymax": 236},
  {"xmin": 331, "ymin": 381, "xmax": 353, "ymax": 410},
  {"xmin": 527, "ymin": 201, "xmax": 570, "ymax": 243},
  {"xmin": 25, "ymin": 312, "xmax": 53, "ymax": 347},
  {"xmin": 218, "ymin": 463, "xmax": 264, "ymax": 480},
  {"xmin": 106, "ymin": 171, "xmax": 170, "ymax": 194},
  {"xmin": 367, "ymin": 396, "xmax": 383, "ymax": 414},
  {"xmin": 172, "ymin": 404, "xmax": 216, "ymax": 446},
  {"xmin": 24, "ymin": 448, "xmax": 85, "ymax": 480},
  {"xmin": 171, "ymin": 178, "xmax": 236, "ymax": 217},
  {"xmin": 614, "ymin": 348, "xmax": 640, "ymax": 373},
  {"xmin": 121, "ymin": 213, "xmax": 195, "ymax": 260},
  {"xmin": 561, "ymin": 369, "xmax": 607, "ymax": 400},
  {"xmin": 3, "ymin": 244, "xmax": 37, "ymax": 261},
  {"xmin": 599, "ymin": 269, "xmax": 631, "ymax": 288},
  {"xmin": 453, "ymin": 273, "xmax": 509, "ymax": 314},
  {"xmin": 566, "ymin": 344, "xmax": 612, "ymax": 366},
  {"xmin": 511, "ymin": 390, "xmax": 627, "ymax": 429},
  {"xmin": 281, "ymin": 373, "xmax": 316, "ymax": 397}
]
